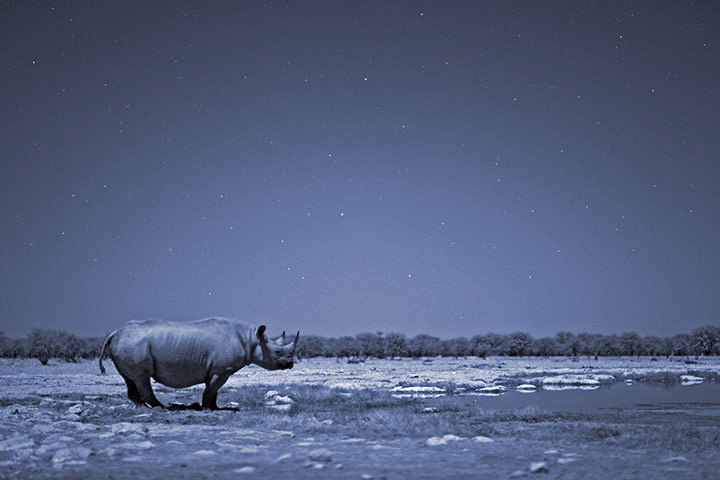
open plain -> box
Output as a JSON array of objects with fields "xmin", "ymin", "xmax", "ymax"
[{"xmin": 1, "ymin": 356, "xmax": 719, "ymax": 479}]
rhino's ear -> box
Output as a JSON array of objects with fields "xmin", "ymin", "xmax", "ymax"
[{"xmin": 257, "ymin": 325, "xmax": 267, "ymax": 342}]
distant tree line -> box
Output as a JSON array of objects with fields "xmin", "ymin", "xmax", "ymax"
[
  {"xmin": 296, "ymin": 326, "xmax": 720, "ymax": 361},
  {"xmin": 0, "ymin": 325, "xmax": 718, "ymax": 365},
  {"xmin": 0, "ymin": 329, "xmax": 105, "ymax": 365}
]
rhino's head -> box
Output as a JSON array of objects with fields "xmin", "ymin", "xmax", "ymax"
[{"xmin": 252, "ymin": 325, "xmax": 299, "ymax": 370}]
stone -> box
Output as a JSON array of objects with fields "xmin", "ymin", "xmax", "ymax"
[
  {"xmin": 35, "ymin": 441, "xmax": 67, "ymax": 455},
  {"xmin": 193, "ymin": 449, "xmax": 217, "ymax": 456},
  {"xmin": 51, "ymin": 446, "xmax": 92, "ymax": 469},
  {"xmin": 308, "ymin": 448, "xmax": 333, "ymax": 463},
  {"xmin": 472, "ymin": 436, "xmax": 493, "ymax": 443},
  {"xmin": 30, "ymin": 423, "xmax": 56, "ymax": 435},
  {"xmin": 530, "ymin": 461, "xmax": 549, "ymax": 473},
  {"xmin": 116, "ymin": 441, "xmax": 156, "ymax": 450},
  {"xmin": 264, "ymin": 390, "xmax": 280, "ymax": 399},
  {"xmin": 661, "ymin": 456, "xmax": 689, "ymax": 463},
  {"xmin": 66, "ymin": 404, "xmax": 83, "ymax": 415},
  {"xmin": 234, "ymin": 466, "xmax": 256, "ymax": 474},
  {"xmin": 275, "ymin": 453, "xmax": 292, "ymax": 463},
  {"xmin": 426, "ymin": 436, "xmax": 446, "ymax": 446},
  {"xmin": 0, "ymin": 435, "xmax": 35, "ymax": 452}
]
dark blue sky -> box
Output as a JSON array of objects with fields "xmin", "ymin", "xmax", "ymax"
[{"xmin": 2, "ymin": 1, "xmax": 719, "ymax": 338}]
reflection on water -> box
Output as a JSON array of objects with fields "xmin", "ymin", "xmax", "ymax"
[{"xmin": 454, "ymin": 382, "xmax": 720, "ymax": 416}]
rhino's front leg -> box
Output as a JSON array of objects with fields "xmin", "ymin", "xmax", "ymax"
[{"xmin": 202, "ymin": 373, "xmax": 231, "ymax": 410}]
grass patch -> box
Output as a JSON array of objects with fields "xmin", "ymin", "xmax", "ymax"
[{"xmin": 217, "ymin": 384, "xmax": 581, "ymax": 439}]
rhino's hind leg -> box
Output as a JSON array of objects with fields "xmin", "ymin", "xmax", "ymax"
[
  {"xmin": 136, "ymin": 377, "xmax": 164, "ymax": 408},
  {"xmin": 121, "ymin": 376, "xmax": 144, "ymax": 407}
]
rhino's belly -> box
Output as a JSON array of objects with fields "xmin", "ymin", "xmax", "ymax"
[{"xmin": 152, "ymin": 362, "xmax": 208, "ymax": 388}]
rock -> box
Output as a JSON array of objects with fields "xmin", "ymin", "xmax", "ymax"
[
  {"xmin": 543, "ymin": 449, "xmax": 559, "ymax": 455},
  {"xmin": 661, "ymin": 456, "xmax": 689, "ymax": 463},
  {"xmin": 0, "ymin": 435, "xmax": 35, "ymax": 452},
  {"xmin": 426, "ymin": 435, "xmax": 461, "ymax": 446},
  {"xmin": 274, "ymin": 453, "xmax": 292, "ymax": 463},
  {"xmin": 361, "ymin": 474, "xmax": 374, "ymax": 479},
  {"xmin": 51, "ymin": 447, "xmax": 92, "ymax": 469},
  {"xmin": 66, "ymin": 404, "xmax": 83, "ymax": 415},
  {"xmin": 193, "ymin": 449, "xmax": 217, "ymax": 456},
  {"xmin": 267, "ymin": 404, "xmax": 294, "ymax": 413},
  {"xmin": 234, "ymin": 466, "xmax": 256, "ymax": 474},
  {"xmin": 426, "ymin": 436, "xmax": 446, "ymax": 446},
  {"xmin": 30, "ymin": 423, "xmax": 56, "ymax": 435},
  {"xmin": 680, "ymin": 375, "xmax": 703, "ymax": 386},
  {"xmin": 557, "ymin": 457, "xmax": 576, "ymax": 465},
  {"xmin": 308, "ymin": 448, "xmax": 333, "ymax": 463},
  {"xmin": 35, "ymin": 441, "xmax": 67, "ymax": 455},
  {"xmin": 510, "ymin": 471, "xmax": 527, "ymax": 478},
  {"xmin": 116, "ymin": 441, "xmax": 155, "ymax": 451},
  {"xmin": 265, "ymin": 390, "xmax": 280, "ymax": 399},
  {"xmin": 516, "ymin": 384, "xmax": 537, "ymax": 392},
  {"xmin": 265, "ymin": 391, "xmax": 297, "ymax": 412},
  {"xmin": 107, "ymin": 422, "xmax": 147, "ymax": 436},
  {"xmin": 529, "ymin": 461, "xmax": 549, "ymax": 473},
  {"xmin": 472, "ymin": 436, "xmax": 493, "ymax": 443}
]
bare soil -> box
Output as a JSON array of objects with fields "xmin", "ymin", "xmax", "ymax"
[{"xmin": 1, "ymin": 357, "xmax": 719, "ymax": 479}]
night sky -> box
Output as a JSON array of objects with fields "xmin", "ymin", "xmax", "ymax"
[{"xmin": 2, "ymin": 1, "xmax": 719, "ymax": 339}]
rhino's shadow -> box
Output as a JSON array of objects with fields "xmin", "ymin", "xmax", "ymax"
[{"xmin": 167, "ymin": 403, "xmax": 239, "ymax": 412}]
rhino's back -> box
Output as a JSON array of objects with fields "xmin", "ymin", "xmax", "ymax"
[{"xmin": 111, "ymin": 318, "xmax": 253, "ymax": 388}]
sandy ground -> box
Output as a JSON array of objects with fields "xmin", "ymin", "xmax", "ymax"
[{"xmin": 1, "ymin": 356, "xmax": 719, "ymax": 479}]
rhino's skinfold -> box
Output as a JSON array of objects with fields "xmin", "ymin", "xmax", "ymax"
[{"xmin": 99, "ymin": 317, "xmax": 299, "ymax": 410}]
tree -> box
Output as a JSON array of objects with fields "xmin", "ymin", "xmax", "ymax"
[
  {"xmin": 296, "ymin": 335, "xmax": 326, "ymax": 358},
  {"xmin": 555, "ymin": 331, "xmax": 575, "ymax": 356},
  {"xmin": 335, "ymin": 336, "xmax": 359, "ymax": 361},
  {"xmin": 407, "ymin": 334, "xmax": 441, "ymax": 357},
  {"xmin": 356, "ymin": 333, "xmax": 384, "ymax": 359},
  {"xmin": 531, "ymin": 337, "xmax": 558, "ymax": 357},
  {"xmin": 691, "ymin": 325, "xmax": 720, "ymax": 357},
  {"xmin": 383, "ymin": 333, "xmax": 408, "ymax": 359},
  {"xmin": 620, "ymin": 332, "xmax": 642, "ymax": 357},
  {"xmin": 503, "ymin": 332, "xmax": 532, "ymax": 356},
  {"xmin": 671, "ymin": 333, "xmax": 693, "ymax": 360},
  {"xmin": 441, "ymin": 337, "xmax": 471, "ymax": 357},
  {"xmin": 28, "ymin": 329, "xmax": 60, "ymax": 365}
]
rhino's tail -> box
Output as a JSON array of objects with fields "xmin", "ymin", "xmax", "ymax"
[{"xmin": 99, "ymin": 330, "xmax": 117, "ymax": 375}]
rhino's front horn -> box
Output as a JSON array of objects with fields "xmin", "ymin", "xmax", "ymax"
[{"xmin": 293, "ymin": 330, "xmax": 300, "ymax": 347}]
